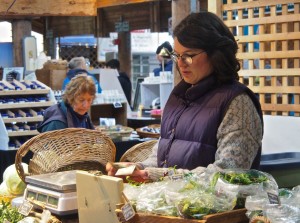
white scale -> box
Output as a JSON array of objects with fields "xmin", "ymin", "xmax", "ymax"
[
  {"xmin": 24, "ymin": 170, "xmax": 125, "ymax": 222},
  {"xmin": 24, "ymin": 170, "xmax": 78, "ymax": 216}
]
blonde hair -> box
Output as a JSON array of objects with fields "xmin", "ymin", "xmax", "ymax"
[{"xmin": 63, "ymin": 75, "xmax": 96, "ymax": 106}]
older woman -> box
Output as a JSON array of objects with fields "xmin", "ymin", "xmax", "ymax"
[{"xmin": 38, "ymin": 75, "xmax": 96, "ymax": 132}]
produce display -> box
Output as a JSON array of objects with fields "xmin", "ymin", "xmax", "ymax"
[
  {"xmin": 123, "ymin": 169, "xmax": 277, "ymax": 220},
  {"xmin": 0, "ymin": 202, "xmax": 24, "ymax": 223},
  {"xmin": 121, "ymin": 168, "xmax": 300, "ymax": 222},
  {"xmin": 0, "ymin": 163, "xmax": 28, "ymax": 223}
]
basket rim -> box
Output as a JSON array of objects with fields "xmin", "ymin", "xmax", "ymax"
[
  {"xmin": 136, "ymin": 124, "xmax": 160, "ymax": 138},
  {"xmin": 15, "ymin": 128, "xmax": 116, "ymax": 182}
]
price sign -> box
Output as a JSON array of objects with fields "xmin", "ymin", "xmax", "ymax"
[{"xmin": 121, "ymin": 202, "xmax": 135, "ymax": 221}]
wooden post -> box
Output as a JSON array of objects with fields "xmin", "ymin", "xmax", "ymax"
[
  {"xmin": 208, "ymin": 0, "xmax": 222, "ymax": 16},
  {"xmin": 118, "ymin": 31, "xmax": 131, "ymax": 79},
  {"xmin": 11, "ymin": 20, "xmax": 32, "ymax": 67},
  {"xmin": 171, "ymin": 0, "xmax": 196, "ymax": 85}
]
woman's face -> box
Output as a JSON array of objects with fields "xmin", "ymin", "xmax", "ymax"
[
  {"xmin": 72, "ymin": 92, "xmax": 94, "ymax": 115},
  {"xmin": 173, "ymin": 38, "xmax": 213, "ymax": 85}
]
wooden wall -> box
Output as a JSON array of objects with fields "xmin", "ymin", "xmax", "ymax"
[
  {"xmin": 42, "ymin": 1, "xmax": 171, "ymax": 38},
  {"xmin": 97, "ymin": 1, "xmax": 171, "ymax": 37},
  {"xmin": 213, "ymin": 0, "xmax": 300, "ymax": 116}
]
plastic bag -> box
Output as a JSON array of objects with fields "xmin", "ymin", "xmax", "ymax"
[{"xmin": 211, "ymin": 169, "xmax": 278, "ymax": 208}]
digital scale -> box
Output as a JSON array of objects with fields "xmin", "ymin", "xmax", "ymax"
[
  {"xmin": 24, "ymin": 170, "xmax": 125, "ymax": 222},
  {"xmin": 24, "ymin": 170, "xmax": 78, "ymax": 216}
]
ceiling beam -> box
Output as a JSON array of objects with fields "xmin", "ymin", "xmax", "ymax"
[
  {"xmin": 0, "ymin": 0, "xmax": 97, "ymax": 17},
  {"xmin": 97, "ymin": 0, "xmax": 158, "ymax": 8}
]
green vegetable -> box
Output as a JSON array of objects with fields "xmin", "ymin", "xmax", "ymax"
[
  {"xmin": 177, "ymin": 198, "xmax": 218, "ymax": 219},
  {"xmin": 0, "ymin": 201, "xmax": 24, "ymax": 223},
  {"xmin": 3, "ymin": 163, "xmax": 28, "ymax": 195},
  {"xmin": 213, "ymin": 170, "xmax": 268, "ymax": 186}
]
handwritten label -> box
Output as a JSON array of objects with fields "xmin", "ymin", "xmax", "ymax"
[
  {"xmin": 18, "ymin": 200, "xmax": 33, "ymax": 216},
  {"xmin": 267, "ymin": 192, "xmax": 280, "ymax": 205},
  {"xmin": 121, "ymin": 202, "xmax": 135, "ymax": 221}
]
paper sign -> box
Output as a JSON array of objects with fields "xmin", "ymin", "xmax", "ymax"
[
  {"xmin": 18, "ymin": 200, "xmax": 33, "ymax": 216},
  {"xmin": 115, "ymin": 165, "xmax": 136, "ymax": 176},
  {"xmin": 121, "ymin": 202, "xmax": 135, "ymax": 221}
]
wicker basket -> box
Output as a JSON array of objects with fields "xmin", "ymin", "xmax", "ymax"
[
  {"xmin": 250, "ymin": 216, "xmax": 271, "ymax": 223},
  {"xmin": 120, "ymin": 140, "xmax": 158, "ymax": 162},
  {"xmin": 136, "ymin": 124, "xmax": 160, "ymax": 139},
  {"xmin": 96, "ymin": 125, "xmax": 133, "ymax": 140},
  {"xmin": 15, "ymin": 128, "xmax": 116, "ymax": 183}
]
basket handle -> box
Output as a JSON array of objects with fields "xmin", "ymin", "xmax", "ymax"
[{"xmin": 15, "ymin": 135, "xmax": 36, "ymax": 183}]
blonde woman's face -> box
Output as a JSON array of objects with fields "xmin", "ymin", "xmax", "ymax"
[{"xmin": 72, "ymin": 92, "xmax": 94, "ymax": 115}]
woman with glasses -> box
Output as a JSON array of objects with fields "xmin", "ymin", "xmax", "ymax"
[
  {"xmin": 37, "ymin": 75, "xmax": 96, "ymax": 132},
  {"xmin": 107, "ymin": 11, "xmax": 263, "ymax": 181}
]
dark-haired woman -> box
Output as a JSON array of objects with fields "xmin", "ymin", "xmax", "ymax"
[{"xmin": 107, "ymin": 11, "xmax": 263, "ymax": 181}]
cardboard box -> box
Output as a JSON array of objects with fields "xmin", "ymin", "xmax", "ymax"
[{"xmin": 36, "ymin": 69, "xmax": 67, "ymax": 90}]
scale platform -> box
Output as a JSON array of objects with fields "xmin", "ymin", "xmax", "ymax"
[{"xmin": 24, "ymin": 170, "xmax": 78, "ymax": 216}]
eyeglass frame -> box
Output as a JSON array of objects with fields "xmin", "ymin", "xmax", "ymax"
[{"xmin": 169, "ymin": 51, "xmax": 206, "ymax": 65}]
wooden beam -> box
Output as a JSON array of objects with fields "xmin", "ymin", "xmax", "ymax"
[
  {"xmin": 97, "ymin": 0, "xmax": 157, "ymax": 8},
  {"xmin": 0, "ymin": 0, "xmax": 97, "ymax": 17}
]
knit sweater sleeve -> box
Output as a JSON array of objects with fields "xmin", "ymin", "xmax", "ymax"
[{"xmin": 143, "ymin": 93, "xmax": 263, "ymax": 181}]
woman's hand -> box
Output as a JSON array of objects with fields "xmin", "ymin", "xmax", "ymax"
[
  {"xmin": 106, "ymin": 162, "xmax": 135, "ymax": 176},
  {"xmin": 106, "ymin": 162, "xmax": 149, "ymax": 182}
]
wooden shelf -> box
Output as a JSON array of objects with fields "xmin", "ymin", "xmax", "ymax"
[
  {"xmin": 2, "ymin": 116, "xmax": 43, "ymax": 123},
  {"xmin": 0, "ymin": 101, "xmax": 55, "ymax": 109},
  {"xmin": 0, "ymin": 88, "xmax": 50, "ymax": 96},
  {"xmin": 0, "ymin": 80, "xmax": 54, "ymax": 148},
  {"xmin": 8, "ymin": 130, "xmax": 39, "ymax": 137}
]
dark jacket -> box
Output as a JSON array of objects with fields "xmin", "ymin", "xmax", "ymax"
[
  {"xmin": 153, "ymin": 60, "xmax": 173, "ymax": 76},
  {"xmin": 62, "ymin": 69, "xmax": 102, "ymax": 93},
  {"xmin": 37, "ymin": 101, "xmax": 94, "ymax": 133},
  {"xmin": 118, "ymin": 72, "xmax": 132, "ymax": 105},
  {"xmin": 158, "ymin": 75, "xmax": 263, "ymax": 170}
]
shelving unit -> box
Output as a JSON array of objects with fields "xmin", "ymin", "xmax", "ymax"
[
  {"xmin": 0, "ymin": 80, "xmax": 55, "ymax": 150},
  {"xmin": 140, "ymin": 82, "xmax": 173, "ymax": 109},
  {"xmin": 132, "ymin": 53, "xmax": 159, "ymax": 91}
]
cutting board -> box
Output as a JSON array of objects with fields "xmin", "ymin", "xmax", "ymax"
[{"xmin": 76, "ymin": 171, "xmax": 124, "ymax": 223}]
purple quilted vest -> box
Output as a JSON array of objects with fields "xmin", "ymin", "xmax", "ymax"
[{"xmin": 158, "ymin": 75, "xmax": 263, "ymax": 170}]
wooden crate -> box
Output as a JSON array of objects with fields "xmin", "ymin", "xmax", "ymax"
[{"xmin": 125, "ymin": 209, "xmax": 248, "ymax": 223}]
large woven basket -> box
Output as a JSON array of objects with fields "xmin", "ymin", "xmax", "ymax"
[
  {"xmin": 120, "ymin": 140, "xmax": 158, "ymax": 163},
  {"xmin": 15, "ymin": 128, "xmax": 116, "ymax": 182}
]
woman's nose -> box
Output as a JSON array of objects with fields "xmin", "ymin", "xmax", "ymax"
[{"xmin": 177, "ymin": 58, "xmax": 188, "ymax": 67}]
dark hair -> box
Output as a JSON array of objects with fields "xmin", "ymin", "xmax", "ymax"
[
  {"xmin": 156, "ymin": 41, "xmax": 173, "ymax": 55},
  {"xmin": 173, "ymin": 11, "xmax": 240, "ymax": 83},
  {"xmin": 106, "ymin": 59, "xmax": 120, "ymax": 70}
]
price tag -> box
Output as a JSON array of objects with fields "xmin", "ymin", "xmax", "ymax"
[
  {"xmin": 169, "ymin": 174, "xmax": 184, "ymax": 181},
  {"xmin": 113, "ymin": 102, "xmax": 122, "ymax": 108},
  {"xmin": 18, "ymin": 200, "xmax": 33, "ymax": 216},
  {"xmin": 267, "ymin": 192, "xmax": 280, "ymax": 205},
  {"xmin": 121, "ymin": 202, "xmax": 135, "ymax": 221}
]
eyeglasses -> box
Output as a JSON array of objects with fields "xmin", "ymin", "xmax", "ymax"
[{"xmin": 170, "ymin": 51, "xmax": 205, "ymax": 65}]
